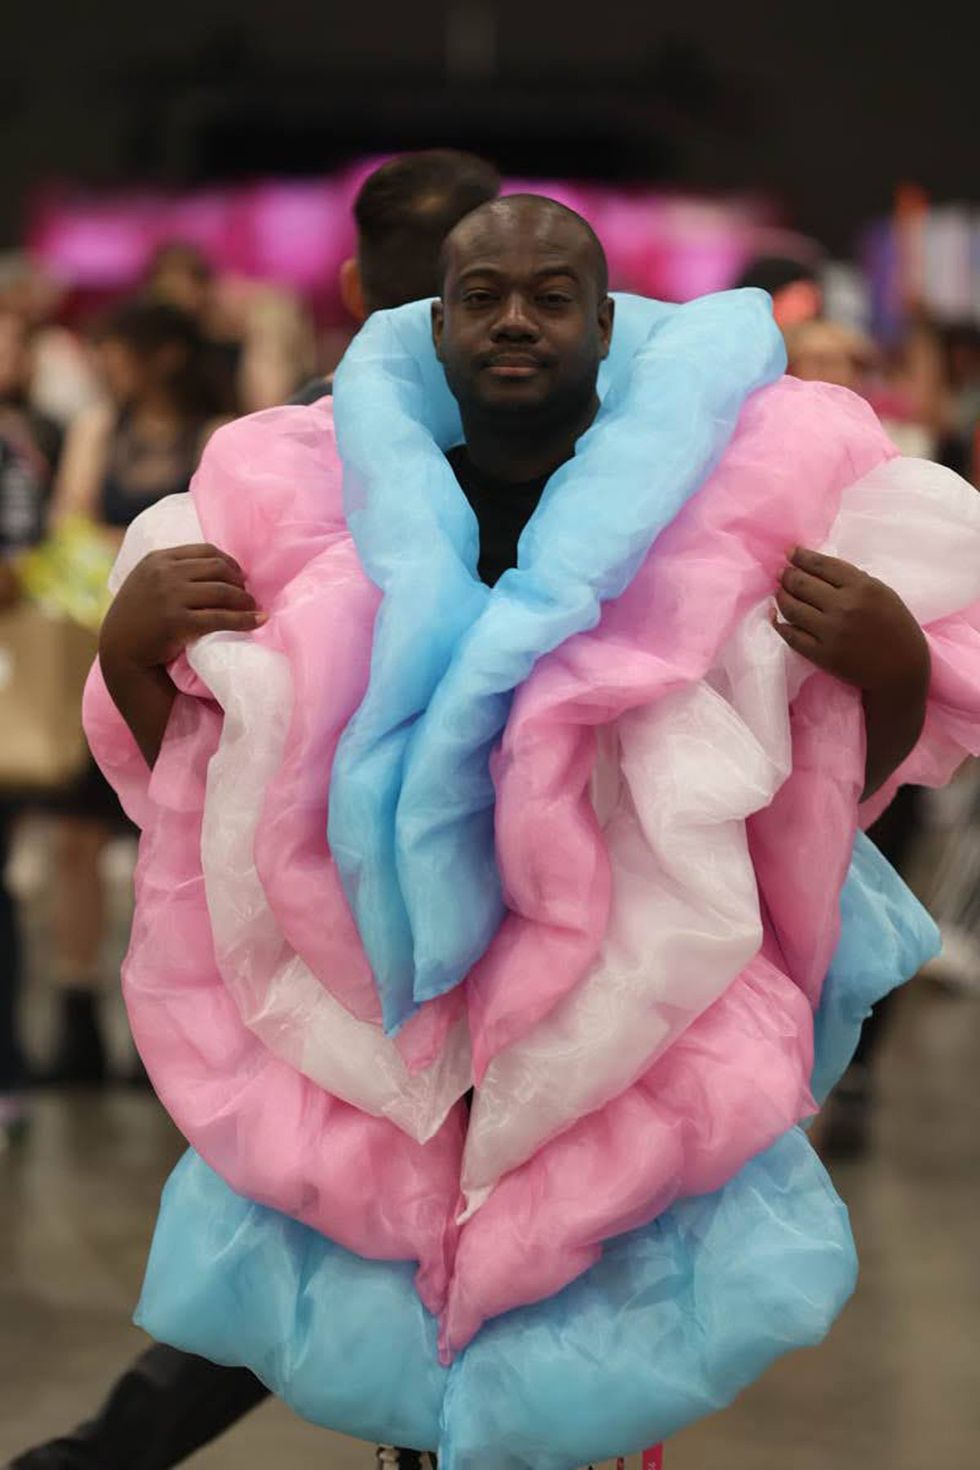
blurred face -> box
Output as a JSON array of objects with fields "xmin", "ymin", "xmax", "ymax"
[
  {"xmin": 787, "ymin": 326, "xmax": 865, "ymax": 393},
  {"xmin": 432, "ymin": 203, "xmax": 613, "ymax": 427},
  {"xmin": 150, "ymin": 252, "xmax": 211, "ymax": 319},
  {"xmin": 96, "ymin": 336, "xmax": 150, "ymax": 405},
  {"xmin": 0, "ymin": 312, "xmax": 31, "ymax": 400}
]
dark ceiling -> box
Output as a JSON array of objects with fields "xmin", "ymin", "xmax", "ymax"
[{"xmin": 2, "ymin": 3, "xmax": 976, "ymax": 254}]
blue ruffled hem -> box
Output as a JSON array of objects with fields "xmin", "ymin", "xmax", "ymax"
[{"xmin": 136, "ymin": 836, "xmax": 937, "ymax": 1466}]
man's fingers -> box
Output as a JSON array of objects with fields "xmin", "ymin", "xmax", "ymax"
[
  {"xmin": 780, "ymin": 564, "xmax": 838, "ymax": 612},
  {"xmin": 189, "ymin": 609, "xmax": 267, "ymax": 636},
  {"xmin": 774, "ymin": 588, "xmax": 825, "ymax": 638},
  {"xmin": 168, "ymin": 544, "xmax": 245, "ymax": 578},
  {"xmin": 772, "ymin": 611, "xmax": 823, "ymax": 662},
  {"xmin": 185, "ymin": 582, "xmax": 257, "ymax": 613},
  {"xmin": 179, "ymin": 556, "xmax": 247, "ymax": 587},
  {"xmin": 790, "ymin": 547, "xmax": 858, "ymax": 587}
]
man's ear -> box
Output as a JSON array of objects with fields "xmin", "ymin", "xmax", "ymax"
[
  {"xmin": 598, "ymin": 295, "xmax": 615, "ymax": 360},
  {"xmin": 431, "ymin": 299, "xmax": 445, "ymax": 361},
  {"xmin": 339, "ymin": 258, "xmax": 367, "ymax": 323}
]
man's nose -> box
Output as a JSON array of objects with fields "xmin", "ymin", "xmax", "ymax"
[{"xmin": 490, "ymin": 293, "xmax": 539, "ymax": 340}]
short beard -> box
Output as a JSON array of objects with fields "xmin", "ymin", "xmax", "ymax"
[{"xmin": 464, "ymin": 367, "xmax": 600, "ymax": 441}]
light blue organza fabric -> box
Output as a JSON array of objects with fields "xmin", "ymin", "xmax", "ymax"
[
  {"xmin": 811, "ymin": 830, "xmax": 939, "ymax": 1103},
  {"xmin": 328, "ymin": 290, "xmax": 786, "ymax": 1032},
  {"xmin": 136, "ymin": 836, "xmax": 937, "ymax": 1469}
]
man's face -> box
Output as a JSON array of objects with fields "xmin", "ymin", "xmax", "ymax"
[{"xmin": 432, "ymin": 207, "xmax": 613, "ymax": 424}]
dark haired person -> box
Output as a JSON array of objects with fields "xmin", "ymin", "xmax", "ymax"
[
  {"xmin": 291, "ymin": 148, "xmax": 501, "ymax": 403},
  {"xmin": 40, "ymin": 299, "xmax": 231, "ymax": 1088}
]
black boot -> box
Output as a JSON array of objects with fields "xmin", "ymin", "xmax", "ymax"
[
  {"xmin": 820, "ymin": 1064, "xmax": 873, "ymax": 1161},
  {"xmin": 7, "ymin": 1346, "xmax": 270, "ymax": 1469},
  {"xmin": 377, "ymin": 1449, "xmax": 437, "ymax": 1470},
  {"xmin": 124, "ymin": 1051, "xmax": 154, "ymax": 1090},
  {"xmin": 42, "ymin": 986, "xmax": 108, "ymax": 1087}
]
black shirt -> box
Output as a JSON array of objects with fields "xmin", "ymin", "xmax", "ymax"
[
  {"xmin": 446, "ymin": 445, "xmax": 548, "ymax": 587},
  {"xmin": 288, "ymin": 381, "xmax": 547, "ymax": 587},
  {"xmin": 289, "ymin": 375, "xmax": 333, "ymax": 406},
  {"xmin": 100, "ymin": 412, "xmax": 209, "ymax": 530}
]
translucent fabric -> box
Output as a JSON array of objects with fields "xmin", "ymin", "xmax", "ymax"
[
  {"xmin": 457, "ymin": 381, "xmax": 896, "ymax": 1215},
  {"xmin": 85, "ymin": 487, "xmax": 466, "ymax": 1302},
  {"xmin": 82, "ymin": 291, "xmax": 980, "ymax": 1464},
  {"xmin": 84, "ymin": 415, "xmax": 980, "ymax": 1297},
  {"xmin": 191, "ymin": 630, "xmax": 471, "ymax": 1141},
  {"xmin": 811, "ymin": 832, "xmax": 940, "ymax": 1104},
  {"xmin": 140, "ymin": 1134, "xmax": 852, "ymax": 1470},
  {"xmin": 329, "ymin": 291, "xmax": 786, "ymax": 1032},
  {"xmin": 136, "ymin": 834, "xmax": 933, "ymax": 1468},
  {"xmin": 456, "ymin": 452, "xmax": 980, "ymax": 1229}
]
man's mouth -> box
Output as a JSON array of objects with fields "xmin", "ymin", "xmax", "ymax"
[{"xmin": 483, "ymin": 355, "xmax": 547, "ymax": 379}]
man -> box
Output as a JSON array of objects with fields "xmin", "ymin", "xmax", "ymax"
[
  {"xmin": 81, "ymin": 199, "xmax": 929, "ymax": 1460},
  {"xmin": 10, "ymin": 149, "xmax": 499, "ymax": 1470},
  {"xmin": 94, "ymin": 197, "xmax": 931, "ymax": 792},
  {"xmin": 23, "ymin": 195, "xmax": 943, "ymax": 1468},
  {"xmin": 435, "ymin": 201, "xmax": 927, "ymax": 799}
]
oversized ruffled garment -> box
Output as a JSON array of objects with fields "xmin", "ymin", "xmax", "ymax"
[{"xmin": 83, "ymin": 292, "xmax": 980, "ymax": 1468}]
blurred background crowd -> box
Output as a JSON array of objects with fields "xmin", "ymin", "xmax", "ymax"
[{"xmin": 1, "ymin": 5, "xmax": 978, "ymax": 1469}]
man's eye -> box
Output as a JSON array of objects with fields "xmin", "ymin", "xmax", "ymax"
[
  {"xmin": 463, "ymin": 290, "xmax": 497, "ymax": 306},
  {"xmin": 539, "ymin": 292, "xmax": 572, "ymax": 307}
]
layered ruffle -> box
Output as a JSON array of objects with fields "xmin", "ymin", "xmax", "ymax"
[
  {"xmin": 83, "ymin": 292, "xmax": 980, "ymax": 1464},
  {"xmin": 136, "ymin": 832, "xmax": 937, "ymax": 1469}
]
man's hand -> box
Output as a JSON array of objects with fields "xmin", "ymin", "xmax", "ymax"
[
  {"xmin": 99, "ymin": 544, "xmax": 265, "ymax": 769},
  {"xmin": 100, "ymin": 544, "xmax": 263, "ymax": 670},
  {"xmin": 773, "ymin": 547, "xmax": 931, "ymax": 799}
]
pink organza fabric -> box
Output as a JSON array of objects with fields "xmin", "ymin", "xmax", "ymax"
[{"xmin": 84, "ymin": 386, "xmax": 980, "ymax": 1353}]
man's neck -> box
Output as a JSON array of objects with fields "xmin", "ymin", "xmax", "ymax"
[{"xmin": 459, "ymin": 392, "xmax": 600, "ymax": 484}]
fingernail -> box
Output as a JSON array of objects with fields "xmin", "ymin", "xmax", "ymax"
[{"xmin": 255, "ymin": 612, "xmax": 269, "ymax": 625}]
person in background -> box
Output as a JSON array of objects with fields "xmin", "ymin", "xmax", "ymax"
[
  {"xmin": 936, "ymin": 322, "xmax": 980, "ymax": 483},
  {"xmin": 292, "ymin": 147, "xmax": 504, "ymax": 404},
  {"xmin": 0, "ymin": 756, "xmax": 28, "ymax": 1153},
  {"xmin": 40, "ymin": 300, "xmax": 230, "ymax": 1086},
  {"xmin": 734, "ymin": 253, "xmax": 823, "ymax": 331},
  {"xmin": 145, "ymin": 241, "xmax": 316, "ymax": 414},
  {"xmin": 9, "ymin": 147, "xmax": 500, "ymax": 1470},
  {"xmin": 0, "ymin": 307, "xmax": 64, "ymax": 499},
  {"xmin": 786, "ymin": 310, "xmax": 927, "ymax": 1158},
  {"xmin": 911, "ymin": 322, "xmax": 980, "ymax": 996},
  {"xmin": 142, "ymin": 243, "xmax": 214, "ymax": 322},
  {"xmin": 783, "ymin": 318, "xmax": 876, "ymax": 394},
  {"xmin": 0, "ymin": 307, "xmax": 63, "ymax": 1148},
  {"xmin": 0, "ymin": 255, "xmax": 100, "ymax": 430}
]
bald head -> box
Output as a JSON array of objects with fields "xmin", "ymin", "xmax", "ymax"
[
  {"xmin": 432, "ymin": 194, "xmax": 614, "ymax": 433},
  {"xmin": 441, "ymin": 195, "xmax": 609, "ymax": 302}
]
